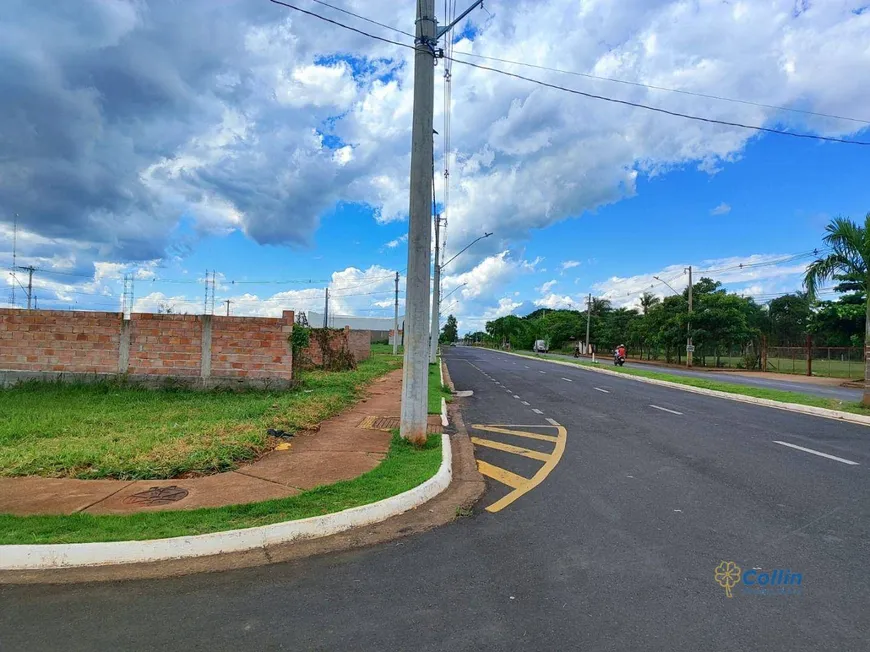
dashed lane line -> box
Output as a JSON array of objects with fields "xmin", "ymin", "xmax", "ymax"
[
  {"xmin": 546, "ymin": 418, "xmax": 561, "ymax": 426},
  {"xmin": 521, "ymin": 401, "xmax": 530, "ymax": 406},
  {"xmin": 773, "ymin": 441, "xmax": 859, "ymax": 466},
  {"xmin": 650, "ymin": 404, "xmax": 683, "ymax": 415},
  {"xmin": 593, "ymin": 387, "xmax": 610, "ymax": 393},
  {"xmin": 561, "ymin": 378, "xmax": 573, "ymax": 382},
  {"xmin": 532, "ymin": 408, "xmax": 544, "ymax": 414},
  {"xmin": 513, "ymin": 394, "xmax": 522, "ymax": 399}
]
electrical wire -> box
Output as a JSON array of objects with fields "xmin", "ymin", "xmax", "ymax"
[
  {"xmin": 306, "ymin": 0, "xmax": 415, "ymax": 39},
  {"xmin": 268, "ymin": 0, "xmax": 414, "ymax": 50},
  {"xmin": 449, "ymin": 51, "xmax": 870, "ymax": 126},
  {"xmin": 446, "ymin": 55, "xmax": 870, "ymax": 146}
]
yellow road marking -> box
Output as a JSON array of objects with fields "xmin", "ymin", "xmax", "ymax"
[
  {"xmin": 472, "ymin": 424, "xmax": 559, "ymax": 443},
  {"xmin": 471, "ymin": 437, "xmax": 551, "ymax": 461},
  {"xmin": 476, "ymin": 461, "xmax": 529, "ymax": 489},
  {"xmin": 472, "ymin": 424, "xmax": 568, "ymax": 513}
]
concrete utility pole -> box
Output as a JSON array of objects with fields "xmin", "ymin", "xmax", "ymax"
[
  {"xmin": 17, "ymin": 266, "xmax": 35, "ymax": 310},
  {"xmin": 323, "ymin": 288, "xmax": 329, "ymax": 328},
  {"xmin": 401, "ymin": 0, "xmax": 482, "ymax": 444},
  {"xmin": 686, "ymin": 265, "xmax": 693, "ymax": 368},
  {"xmin": 429, "ymin": 213, "xmax": 441, "ymax": 364},
  {"xmin": 584, "ymin": 293, "xmax": 592, "ymax": 355},
  {"xmin": 393, "ymin": 271, "xmax": 400, "ymax": 355},
  {"xmin": 224, "ymin": 299, "xmax": 232, "ymax": 317},
  {"xmin": 400, "ymin": 0, "xmax": 438, "ymax": 445}
]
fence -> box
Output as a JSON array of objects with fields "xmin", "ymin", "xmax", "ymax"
[{"xmin": 615, "ymin": 342, "xmax": 864, "ymax": 379}]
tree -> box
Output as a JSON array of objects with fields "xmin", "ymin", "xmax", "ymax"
[
  {"xmin": 804, "ymin": 214, "xmax": 870, "ymax": 405},
  {"xmin": 440, "ymin": 315, "xmax": 458, "ymax": 343},
  {"xmin": 767, "ymin": 293, "xmax": 811, "ymax": 346},
  {"xmin": 640, "ymin": 292, "xmax": 660, "ymax": 315}
]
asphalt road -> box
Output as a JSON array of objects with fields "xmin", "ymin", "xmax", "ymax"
[
  {"xmin": 3, "ymin": 347, "xmax": 869, "ymax": 651},
  {"xmin": 546, "ymin": 350, "xmax": 863, "ymax": 402}
]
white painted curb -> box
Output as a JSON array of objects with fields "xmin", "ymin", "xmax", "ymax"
[
  {"xmin": 441, "ymin": 397, "xmax": 449, "ymax": 427},
  {"xmin": 1, "ymin": 435, "xmax": 452, "ymax": 571},
  {"xmin": 484, "ymin": 348, "xmax": 870, "ymax": 429}
]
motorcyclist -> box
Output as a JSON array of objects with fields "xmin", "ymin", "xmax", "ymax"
[{"xmin": 615, "ymin": 344, "xmax": 626, "ymax": 360}]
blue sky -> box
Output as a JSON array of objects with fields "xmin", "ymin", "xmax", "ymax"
[{"xmin": 2, "ymin": 0, "xmax": 869, "ymax": 333}]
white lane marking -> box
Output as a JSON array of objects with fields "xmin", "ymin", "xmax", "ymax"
[
  {"xmin": 561, "ymin": 378, "xmax": 573, "ymax": 382},
  {"xmin": 539, "ymin": 371, "xmax": 546, "ymax": 374},
  {"xmin": 532, "ymin": 409, "xmax": 544, "ymax": 414},
  {"xmin": 773, "ymin": 441, "xmax": 859, "ymax": 466},
  {"xmin": 521, "ymin": 401, "xmax": 530, "ymax": 406},
  {"xmin": 524, "ymin": 365, "xmax": 530, "ymax": 369},
  {"xmin": 546, "ymin": 418, "xmax": 561, "ymax": 426},
  {"xmin": 513, "ymin": 394, "xmax": 521, "ymax": 399},
  {"xmin": 650, "ymin": 404, "xmax": 683, "ymax": 415},
  {"xmin": 593, "ymin": 387, "xmax": 610, "ymax": 393}
]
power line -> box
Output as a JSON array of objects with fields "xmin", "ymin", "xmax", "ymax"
[
  {"xmin": 450, "ymin": 51, "xmax": 870, "ymax": 126},
  {"xmin": 268, "ymin": 0, "xmax": 414, "ymax": 50},
  {"xmin": 306, "ymin": 0, "xmax": 415, "ymax": 39},
  {"xmin": 446, "ymin": 55, "xmax": 870, "ymax": 146}
]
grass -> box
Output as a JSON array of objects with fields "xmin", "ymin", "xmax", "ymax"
[
  {"xmin": 0, "ymin": 433, "xmax": 441, "ymax": 545},
  {"xmin": 509, "ymin": 349, "xmax": 870, "ymax": 417},
  {"xmin": 428, "ymin": 361, "xmax": 451, "ymax": 414},
  {"xmin": 0, "ymin": 355, "xmax": 402, "ymax": 480},
  {"xmin": 371, "ymin": 342, "xmax": 403, "ymax": 355}
]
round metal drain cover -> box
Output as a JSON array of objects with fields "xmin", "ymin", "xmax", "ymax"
[{"xmin": 123, "ymin": 486, "xmax": 189, "ymax": 506}]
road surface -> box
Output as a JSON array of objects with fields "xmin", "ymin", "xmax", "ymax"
[{"xmin": 3, "ymin": 346, "xmax": 869, "ymax": 651}]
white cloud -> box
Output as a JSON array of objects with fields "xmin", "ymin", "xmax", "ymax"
[
  {"xmin": 710, "ymin": 202, "xmax": 732, "ymax": 215},
  {"xmin": 538, "ymin": 279, "xmax": 558, "ymax": 293},
  {"xmin": 534, "ymin": 293, "xmax": 577, "ymax": 310},
  {"xmin": 381, "ymin": 234, "xmax": 408, "ymax": 250},
  {"xmin": 560, "ymin": 261, "xmax": 581, "ymax": 275},
  {"xmin": 592, "ymin": 253, "xmax": 813, "ymax": 308}
]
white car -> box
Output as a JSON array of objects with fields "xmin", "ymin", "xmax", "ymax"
[{"xmin": 533, "ymin": 339, "xmax": 549, "ymax": 353}]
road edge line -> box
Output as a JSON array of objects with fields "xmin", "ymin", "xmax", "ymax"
[
  {"xmin": 0, "ymin": 435, "xmax": 452, "ymax": 572},
  {"xmin": 479, "ymin": 348, "xmax": 870, "ymax": 429}
]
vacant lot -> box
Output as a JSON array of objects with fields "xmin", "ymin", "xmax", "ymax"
[{"xmin": 0, "ymin": 355, "xmax": 402, "ymax": 480}]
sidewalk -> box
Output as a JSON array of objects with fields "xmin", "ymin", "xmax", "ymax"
[{"xmin": 0, "ymin": 369, "xmax": 442, "ymax": 516}]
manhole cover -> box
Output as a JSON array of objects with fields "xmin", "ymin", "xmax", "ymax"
[
  {"xmin": 123, "ymin": 486, "xmax": 189, "ymax": 506},
  {"xmin": 358, "ymin": 416, "xmax": 442, "ymax": 434}
]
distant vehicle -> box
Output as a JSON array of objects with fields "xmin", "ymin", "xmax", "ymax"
[{"xmin": 534, "ymin": 339, "xmax": 549, "ymax": 353}]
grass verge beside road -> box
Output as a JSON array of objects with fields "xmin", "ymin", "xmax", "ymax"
[
  {"xmin": 508, "ymin": 349, "xmax": 870, "ymax": 417},
  {"xmin": 0, "ymin": 355, "xmax": 402, "ymax": 480},
  {"xmin": 429, "ymin": 362, "xmax": 451, "ymax": 415},
  {"xmin": 0, "ymin": 434, "xmax": 441, "ymax": 545}
]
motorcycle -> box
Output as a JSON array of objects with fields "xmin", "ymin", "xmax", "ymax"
[{"xmin": 613, "ymin": 353, "xmax": 626, "ymax": 367}]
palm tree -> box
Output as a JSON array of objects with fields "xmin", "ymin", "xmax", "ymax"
[
  {"xmin": 804, "ymin": 214, "xmax": 870, "ymax": 404},
  {"xmin": 640, "ymin": 292, "xmax": 660, "ymax": 316}
]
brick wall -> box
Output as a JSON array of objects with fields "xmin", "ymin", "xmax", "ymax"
[
  {"xmin": 211, "ymin": 313, "xmax": 293, "ymax": 380},
  {"xmin": 0, "ymin": 309, "xmax": 295, "ymax": 388},
  {"xmin": 348, "ymin": 330, "xmax": 371, "ymax": 362},
  {"xmin": 0, "ymin": 309, "xmax": 121, "ymax": 373},
  {"xmin": 128, "ymin": 314, "xmax": 203, "ymax": 377}
]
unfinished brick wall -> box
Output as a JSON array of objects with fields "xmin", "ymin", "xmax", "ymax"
[
  {"xmin": 128, "ymin": 314, "xmax": 203, "ymax": 377},
  {"xmin": 0, "ymin": 309, "xmax": 295, "ymax": 387},
  {"xmin": 211, "ymin": 313, "xmax": 293, "ymax": 380},
  {"xmin": 301, "ymin": 327, "xmax": 371, "ymax": 368},
  {"xmin": 0, "ymin": 309, "xmax": 121, "ymax": 373},
  {"xmin": 348, "ymin": 330, "xmax": 371, "ymax": 362}
]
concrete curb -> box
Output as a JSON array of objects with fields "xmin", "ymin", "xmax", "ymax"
[
  {"xmin": 0, "ymin": 435, "xmax": 452, "ymax": 571},
  {"xmin": 483, "ymin": 348, "xmax": 870, "ymax": 429},
  {"xmin": 441, "ymin": 398, "xmax": 449, "ymax": 427}
]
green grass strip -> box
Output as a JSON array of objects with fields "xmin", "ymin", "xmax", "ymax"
[
  {"xmin": 0, "ymin": 433, "xmax": 441, "ymax": 545},
  {"xmin": 428, "ymin": 361, "xmax": 451, "ymax": 415}
]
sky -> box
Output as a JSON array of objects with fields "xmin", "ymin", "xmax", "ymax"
[{"xmin": 1, "ymin": 0, "xmax": 869, "ymax": 334}]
